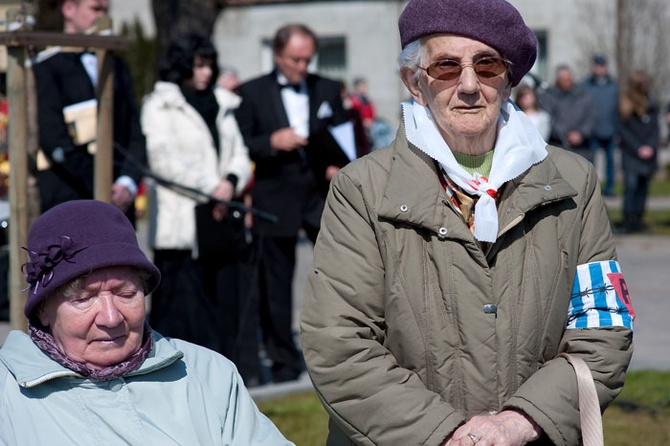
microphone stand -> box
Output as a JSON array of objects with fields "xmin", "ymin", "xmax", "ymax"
[{"xmin": 112, "ymin": 142, "xmax": 277, "ymax": 224}]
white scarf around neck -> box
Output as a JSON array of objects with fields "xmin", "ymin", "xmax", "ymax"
[{"xmin": 402, "ymin": 99, "xmax": 548, "ymax": 242}]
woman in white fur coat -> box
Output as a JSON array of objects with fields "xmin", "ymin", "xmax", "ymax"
[{"xmin": 140, "ymin": 34, "xmax": 253, "ymax": 377}]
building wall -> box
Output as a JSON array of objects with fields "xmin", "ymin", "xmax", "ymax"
[
  {"xmin": 110, "ymin": 0, "xmax": 156, "ymax": 36},
  {"xmin": 509, "ymin": 0, "xmax": 614, "ymax": 81}
]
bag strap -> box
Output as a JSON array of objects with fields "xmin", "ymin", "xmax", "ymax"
[{"xmin": 558, "ymin": 353, "xmax": 604, "ymax": 446}]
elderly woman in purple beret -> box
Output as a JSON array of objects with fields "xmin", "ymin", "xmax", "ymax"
[
  {"xmin": 300, "ymin": 0, "xmax": 633, "ymax": 445},
  {"xmin": 0, "ymin": 200, "xmax": 293, "ymax": 445}
]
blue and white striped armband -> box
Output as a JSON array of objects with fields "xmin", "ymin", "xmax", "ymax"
[{"xmin": 567, "ymin": 260, "xmax": 635, "ymax": 330}]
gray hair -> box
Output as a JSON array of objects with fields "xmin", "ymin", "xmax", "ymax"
[{"xmin": 397, "ymin": 39, "xmax": 423, "ymax": 81}]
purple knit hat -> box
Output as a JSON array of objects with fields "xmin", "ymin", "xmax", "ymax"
[
  {"xmin": 22, "ymin": 200, "xmax": 161, "ymax": 319},
  {"xmin": 399, "ymin": 0, "xmax": 537, "ymax": 86}
]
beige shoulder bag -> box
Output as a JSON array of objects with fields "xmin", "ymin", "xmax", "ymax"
[{"xmin": 558, "ymin": 353, "xmax": 604, "ymax": 446}]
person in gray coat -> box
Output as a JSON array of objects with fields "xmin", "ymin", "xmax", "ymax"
[{"xmin": 540, "ymin": 65, "xmax": 597, "ymax": 163}]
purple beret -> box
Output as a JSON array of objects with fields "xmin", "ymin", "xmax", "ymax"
[
  {"xmin": 399, "ymin": 0, "xmax": 537, "ymax": 86},
  {"xmin": 22, "ymin": 200, "xmax": 161, "ymax": 319}
]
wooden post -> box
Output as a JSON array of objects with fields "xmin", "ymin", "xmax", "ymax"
[
  {"xmin": 6, "ymin": 46, "xmax": 29, "ymax": 331},
  {"xmin": 0, "ymin": 30, "xmax": 128, "ymax": 330},
  {"xmin": 94, "ymin": 49, "xmax": 113, "ymax": 203}
]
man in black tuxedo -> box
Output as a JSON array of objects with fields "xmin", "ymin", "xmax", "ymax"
[
  {"xmin": 33, "ymin": 0, "xmax": 146, "ymax": 223},
  {"xmin": 235, "ymin": 23, "xmax": 348, "ymax": 383}
]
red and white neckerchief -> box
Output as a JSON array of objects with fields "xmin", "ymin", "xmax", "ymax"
[
  {"xmin": 438, "ymin": 166, "xmax": 479, "ymax": 233},
  {"xmin": 402, "ymin": 99, "xmax": 548, "ymax": 242}
]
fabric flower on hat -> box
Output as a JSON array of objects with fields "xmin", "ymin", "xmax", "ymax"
[{"xmin": 22, "ymin": 236, "xmax": 84, "ymax": 294}]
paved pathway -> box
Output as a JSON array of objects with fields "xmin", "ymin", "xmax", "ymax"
[{"xmin": 613, "ymin": 234, "xmax": 670, "ymax": 370}]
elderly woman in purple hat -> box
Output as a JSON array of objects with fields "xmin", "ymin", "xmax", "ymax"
[
  {"xmin": 301, "ymin": 0, "xmax": 633, "ymax": 445},
  {"xmin": 0, "ymin": 200, "xmax": 293, "ymax": 445}
]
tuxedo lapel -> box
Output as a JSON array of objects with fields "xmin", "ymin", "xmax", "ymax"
[
  {"xmin": 266, "ymin": 72, "xmax": 290, "ymax": 129},
  {"xmin": 70, "ymin": 53, "xmax": 97, "ymax": 100},
  {"xmin": 307, "ymin": 75, "xmax": 320, "ymax": 134}
]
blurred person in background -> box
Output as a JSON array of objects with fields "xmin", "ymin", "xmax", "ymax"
[
  {"xmin": 540, "ymin": 64, "xmax": 596, "ymax": 163},
  {"xmin": 514, "ymin": 84, "xmax": 551, "ymax": 141},
  {"xmin": 33, "ymin": 0, "xmax": 147, "ymax": 223},
  {"xmin": 349, "ymin": 77, "xmax": 376, "ymax": 131},
  {"xmin": 340, "ymin": 80, "xmax": 372, "ymax": 158},
  {"xmin": 141, "ymin": 34, "xmax": 254, "ymax": 379},
  {"xmin": 582, "ymin": 54, "xmax": 619, "ymax": 197},
  {"xmin": 618, "ymin": 70, "xmax": 660, "ymax": 234},
  {"xmin": 301, "ymin": 0, "xmax": 634, "ymax": 444},
  {"xmin": 234, "ymin": 23, "xmax": 348, "ymax": 383}
]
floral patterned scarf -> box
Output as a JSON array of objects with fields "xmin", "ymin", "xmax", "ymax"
[{"xmin": 29, "ymin": 321, "xmax": 154, "ymax": 381}]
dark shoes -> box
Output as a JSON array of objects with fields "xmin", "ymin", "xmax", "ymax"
[{"xmin": 615, "ymin": 215, "xmax": 650, "ymax": 234}]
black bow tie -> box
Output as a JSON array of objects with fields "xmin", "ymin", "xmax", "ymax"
[{"xmin": 281, "ymin": 82, "xmax": 302, "ymax": 92}]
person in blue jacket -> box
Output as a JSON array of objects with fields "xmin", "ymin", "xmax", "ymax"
[{"xmin": 0, "ymin": 200, "xmax": 294, "ymax": 446}]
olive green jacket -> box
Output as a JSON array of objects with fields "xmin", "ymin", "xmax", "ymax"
[{"xmin": 301, "ymin": 128, "xmax": 633, "ymax": 446}]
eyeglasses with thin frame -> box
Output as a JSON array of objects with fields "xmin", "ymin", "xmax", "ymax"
[{"xmin": 418, "ymin": 57, "xmax": 509, "ymax": 83}]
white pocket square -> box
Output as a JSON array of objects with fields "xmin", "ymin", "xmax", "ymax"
[{"xmin": 316, "ymin": 101, "xmax": 333, "ymax": 119}]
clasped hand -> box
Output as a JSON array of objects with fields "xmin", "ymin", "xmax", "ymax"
[
  {"xmin": 443, "ymin": 410, "xmax": 542, "ymax": 446},
  {"xmin": 210, "ymin": 179, "xmax": 235, "ymax": 221}
]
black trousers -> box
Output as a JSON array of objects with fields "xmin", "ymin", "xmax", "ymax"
[
  {"xmin": 150, "ymin": 248, "xmax": 261, "ymax": 384},
  {"xmin": 200, "ymin": 251, "xmax": 261, "ymax": 383},
  {"xmin": 258, "ymin": 225, "xmax": 318, "ymax": 382},
  {"xmin": 150, "ymin": 249, "xmax": 222, "ymax": 353}
]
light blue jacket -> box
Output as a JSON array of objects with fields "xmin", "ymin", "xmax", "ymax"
[{"xmin": 0, "ymin": 330, "xmax": 295, "ymax": 446}]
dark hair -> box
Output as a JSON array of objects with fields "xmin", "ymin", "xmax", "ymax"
[
  {"xmin": 272, "ymin": 24, "xmax": 318, "ymax": 54},
  {"xmin": 159, "ymin": 34, "xmax": 219, "ymax": 86},
  {"xmin": 514, "ymin": 84, "xmax": 537, "ymax": 109}
]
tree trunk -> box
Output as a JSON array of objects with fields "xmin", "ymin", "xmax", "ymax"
[
  {"xmin": 34, "ymin": 0, "xmax": 62, "ymax": 31},
  {"xmin": 616, "ymin": 0, "xmax": 631, "ymax": 93},
  {"xmin": 151, "ymin": 0, "xmax": 223, "ymax": 61}
]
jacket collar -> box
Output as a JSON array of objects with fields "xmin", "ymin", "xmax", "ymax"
[
  {"xmin": 378, "ymin": 124, "xmax": 577, "ymax": 240},
  {"xmin": 153, "ymin": 81, "xmax": 188, "ymax": 106},
  {"xmin": 0, "ymin": 330, "xmax": 184, "ymax": 388},
  {"xmin": 495, "ymin": 147, "xmax": 577, "ymax": 236},
  {"xmin": 378, "ymin": 125, "xmax": 448, "ymax": 234}
]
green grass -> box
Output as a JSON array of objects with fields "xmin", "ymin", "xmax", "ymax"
[
  {"xmin": 259, "ymin": 371, "xmax": 670, "ymax": 446},
  {"xmin": 257, "ymin": 392, "xmax": 329, "ymax": 446},
  {"xmin": 645, "ymin": 176, "xmax": 670, "ymax": 196},
  {"xmin": 608, "ymin": 209, "xmax": 670, "ymax": 236},
  {"xmin": 603, "ymin": 370, "xmax": 670, "ymax": 446}
]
